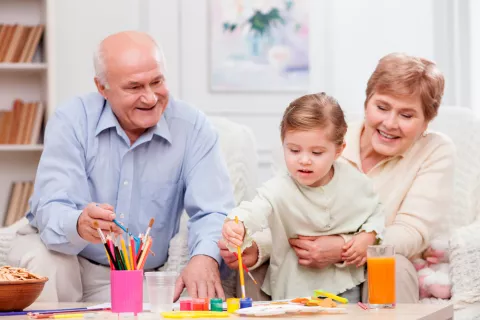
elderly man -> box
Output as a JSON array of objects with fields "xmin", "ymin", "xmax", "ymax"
[{"xmin": 7, "ymin": 31, "xmax": 235, "ymax": 302}]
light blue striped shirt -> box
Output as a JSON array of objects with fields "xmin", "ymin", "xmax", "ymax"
[{"xmin": 27, "ymin": 92, "xmax": 235, "ymax": 270}]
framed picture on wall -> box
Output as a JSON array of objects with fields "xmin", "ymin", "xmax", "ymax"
[{"xmin": 209, "ymin": 0, "xmax": 310, "ymax": 92}]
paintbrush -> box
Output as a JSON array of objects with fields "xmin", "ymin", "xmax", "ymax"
[
  {"xmin": 234, "ymin": 252, "xmax": 258, "ymax": 285},
  {"xmin": 235, "ymin": 216, "xmax": 246, "ymax": 298},
  {"xmin": 137, "ymin": 218, "xmax": 155, "ymax": 263},
  {"xmin": 112, "ymin": 219, "xmax": 141, "ymax": 242},
  {"xmin": 141, "ymin": 218, "xmax": 155, "ymax": 249},
  {"xmin": 92, "ymin": 221, "xmax": 116, "ymax": 269}
]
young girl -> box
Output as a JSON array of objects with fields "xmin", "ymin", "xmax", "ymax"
[{"xmin": 222, "ymin": 93, "xmax": 385, "ymax": 302}]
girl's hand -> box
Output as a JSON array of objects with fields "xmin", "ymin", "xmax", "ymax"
[
  {"xmin": 218, "ymin": 239, "xmax": 259, "ymax": 269},
  {"xmin": 222, "ymin": 220, "xmax": 245, "ymax": 247},
  {"xmin": 342, "ymin": 232, "xmax": 376, "ymax": 267}
]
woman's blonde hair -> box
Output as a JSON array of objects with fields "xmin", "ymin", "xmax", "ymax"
[
  {"xmin": 280, "ymin": 92, "xmax": 347, "ymax": 146},
  {"xmin": 365, "ymin": 53, "xmax": 445, "ymax": 121}
]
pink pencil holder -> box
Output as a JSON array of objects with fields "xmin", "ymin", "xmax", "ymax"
[{"xmin": 111, "ymin": 270, "xmax": 143, "ymax": 314}]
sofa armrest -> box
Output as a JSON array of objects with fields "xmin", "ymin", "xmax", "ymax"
[
  {"xmin": 0, "ymin": 218, "xmax": 29, "ymax": 266},
  {"xmin": 449, "ymin": 222, "xmax": 480, "ymax": 304}
]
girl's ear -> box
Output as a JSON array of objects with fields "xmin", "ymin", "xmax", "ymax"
[{"xmin": 334, "ymin": 141, "xmax": 346, "ymax": 160}]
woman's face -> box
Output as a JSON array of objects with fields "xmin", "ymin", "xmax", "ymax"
[{"xmin": 363, "ymin": 93, "xmax": 428, "ymax": 157}]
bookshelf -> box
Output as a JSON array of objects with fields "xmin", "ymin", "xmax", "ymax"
[
  {"xmin": 0, "ymin": 145, "xmax": 44, "ymax": 152},
  {"xmin": 0, "ymin": 0, "xmax": 55, "ymax": 227},
  {"xmin": 0, "ymin": 63, "xmax": 48, "ymax": 71}
]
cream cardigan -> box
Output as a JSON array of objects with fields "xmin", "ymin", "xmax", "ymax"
[{"xmin": 341, "ymin": 121, "xmax": 455, "ymax": 258}]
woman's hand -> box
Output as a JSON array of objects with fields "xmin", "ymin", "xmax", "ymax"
[
  {"xmin": 218, "ymin": 239, "xmax": 259, "ymax": 269},
  {"xmin": 289, "ymin": 235, "xmax": 345, "ymax": 269}
]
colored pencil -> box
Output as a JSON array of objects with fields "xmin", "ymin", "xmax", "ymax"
[
  {"xmin": 113, "ymin": 242, "xmax": 125, "ymax": 270},
  {"xmin": 98, "ymin": 218, "xmax": 154, "ymax": 270},
  {"xmin": 120, "ymin": 237, "xmax": 131, "ymax": 270},
  {"xmin": 358, "ymin": 302, "xmax": 369, "ymax": 310},
  {"xmin": 1, "ymin": 308, "xmax": 109, "ymax": 317},
  {"xmin": 51, "ymin": 313, "xmax": 85, "ymax": 319},
  {"xmin": 137, "ymin": 238, "xmax": 153, "ymax": 270},
  {"xmin": 130, "ymin": 236, "xmax": 137, "ymax": 270},
  {"xmin": 106, "ymin": 237, "xmax": 118, "ymax": 269}
]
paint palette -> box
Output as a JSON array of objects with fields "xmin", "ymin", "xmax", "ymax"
[{"xmin": 234, "ymin": 304, "xmax": 347, "ymax": 317}]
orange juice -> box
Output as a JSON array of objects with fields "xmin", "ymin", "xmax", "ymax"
[{"xmin": 367, "ymin": 256, "xmax": 395, "ymax": 306}]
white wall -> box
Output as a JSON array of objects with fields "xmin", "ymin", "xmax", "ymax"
[
  {"xmin": 53, "ymin": 0, "xmax": 140, "ymax": 105},
  {"xmin": 51, "ymin": 0, "xmax": 473, "ymax": 184},
  {"xmin": 470, "ymin": 0, "xmax": 480, "ymax": 114},
  {"xmin": 310, "ymin": 0, "xmax": 436, "ymax": 113}
]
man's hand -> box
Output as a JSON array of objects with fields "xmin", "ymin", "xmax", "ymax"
[
  {"xmin": 218, "ymin": 239, "xmax": 259, "ymax": 269},
  {"xmin": 342, "ymin": 232, "xmax": 376, "ymax": 267},
  {"xmin": 222, "ymin": 220, "xmax": 245, "ymax": 247},
  {"xmin": 289, "ymin": 235, "xmax": 344, "ymax": 269},
  {"xmin": 77, "ymin": 202, "xmax": 121, "ymax": 243},
  {"xmin": 173, "ymin": 255, "xmax": 224, "ymax": 301}
]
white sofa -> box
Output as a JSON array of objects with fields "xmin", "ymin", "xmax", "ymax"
[
  {"xmin": 2, "ymin": 109, "xmax": 480, "ymax": 318},
  {"xmin": 427, "ymin": 107, "xmax": 480, "ymax": 319}
]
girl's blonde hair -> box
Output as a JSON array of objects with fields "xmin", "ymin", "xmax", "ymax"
[
  {"xmin": 280, "ymin": 92, "xmax": 347, "ymax": 146},
  {"xmin": 365, "ymin": 53, "xmax": 445, "ymax": 121}
]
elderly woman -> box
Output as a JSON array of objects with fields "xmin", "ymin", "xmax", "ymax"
[{"xmin": 219, "ymin": 52, "xmax": 455, "ymax": 303}]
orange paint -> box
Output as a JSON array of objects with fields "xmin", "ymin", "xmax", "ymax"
[{"xmin": 367, "ymin": 256, "xmax": 395, "ymax": 305}]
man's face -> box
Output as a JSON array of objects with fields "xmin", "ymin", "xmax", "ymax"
[{"xmin": 98, "ymin": 48, "xmax": 169, "ymax": 141}]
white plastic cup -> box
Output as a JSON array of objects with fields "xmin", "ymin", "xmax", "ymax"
[{"xmin": 144, "ymin": 271, "xmax": 177, "ymax": 313}]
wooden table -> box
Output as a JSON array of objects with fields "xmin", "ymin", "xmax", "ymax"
[{"xmin": 2, "ymin": 302, "xmax": 453, "ymax": 320}]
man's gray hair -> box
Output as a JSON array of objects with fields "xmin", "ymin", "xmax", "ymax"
[{"xmin": 93, "ymin": 37, "xmax": 167, "ymax": 88}]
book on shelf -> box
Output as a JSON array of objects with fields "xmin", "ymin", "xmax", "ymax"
[
  {"xmin": 0, "ymin": 24, "xmax": 45, "ymax": 63},
  {"xmin": 0, "ymin": 99, "xmax": 45, "ymax": 145},
  {"xmin": 3, "ymin": 181, "xmax": 34, "ymax": 227}
]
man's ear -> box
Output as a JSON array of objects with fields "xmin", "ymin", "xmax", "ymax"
[
  {"xmin": 334, "ymin": 141, "xmax": 346, "ymax": 160},
  {"xmin": 94, "ymin": 77, "xmax": 108, "ymax": 99}
]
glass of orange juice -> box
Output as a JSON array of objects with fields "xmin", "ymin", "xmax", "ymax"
[{"xmin": 367, "ymin": 245, "xmax": 395, "ymax": 308}]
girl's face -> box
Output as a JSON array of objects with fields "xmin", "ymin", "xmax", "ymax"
[
  {"xmin": 283, "ymin": 128, "xmax": 345, "ymax": 187},
  {"xmin": 363, "ymin": 93, "xmax": 428, "ymax": 157}
]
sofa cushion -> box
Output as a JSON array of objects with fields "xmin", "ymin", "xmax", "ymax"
[{"xmin": 0, "ymin": 218, "xmax": 28, "ymax": 266}]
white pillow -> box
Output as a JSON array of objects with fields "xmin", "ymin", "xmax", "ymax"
[{"xmin": 449, "ymin": 222, "xmax": 480, "ymax": 304}]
